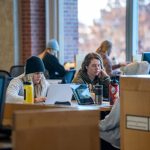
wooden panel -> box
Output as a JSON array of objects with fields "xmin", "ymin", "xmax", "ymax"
[
  {"xmin": 3, "ymin": 102, "xmax": 111, "ymax": 126},
  {"xmin": 3, "ymin": 103, "xmax": 70, "ymax": 124},
  {"xmin": 120, "ymin": 75, "xmax": 150, "ymax": 150},
  {"xmin": 12, "ymin": 109, "xmax": 100, "ymax": 150}
]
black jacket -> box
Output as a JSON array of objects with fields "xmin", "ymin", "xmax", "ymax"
[{"xmin": 42, "ymin": 52, "xmax": 66, "ymax": 79}]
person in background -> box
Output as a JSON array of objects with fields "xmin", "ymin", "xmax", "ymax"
[
  {"xmin": 99, "ymin": 98, "xmax": 120, "ymax": 150},
  {"xmin": 6, "ymin": 56, "xmax": 49, "ymax": 103},
  {"xmin": 72, "ymin": 52, "xmax": 110, "ymax": 98},
  {"xmin": 38, "ymin": 39, "xmax": 66, "ymax": 79},
  {"xmin": 96, "ymin": 40, "xmax": 127, "ymax": 76}
]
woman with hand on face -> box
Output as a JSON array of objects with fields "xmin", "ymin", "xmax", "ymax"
[
  {"xmin": 72, "ymin": 52, "xmax": 111, "ymax": 98},
  {"xmin": 6, "ymin": 56, "xmax": 50, "ymax": 103}
]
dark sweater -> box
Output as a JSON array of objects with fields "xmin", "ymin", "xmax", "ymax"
[
  {"xmin": 42, "ymin": 52, "xmax": 66, "ymax": 79},
  {"xmin": 72, "ymin": 70, "xmax": 111, "ymax": 98}
]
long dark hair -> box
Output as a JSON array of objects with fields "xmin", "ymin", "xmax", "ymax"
[{"xmin": 81, "ymin": 52, "xmax": 104, "ymax": 73}]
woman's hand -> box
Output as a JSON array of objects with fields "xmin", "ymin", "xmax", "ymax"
[
  {"xmin": 98, "ymin": 69, "xmax": 109, "ymax": 78},
  {"xmin": 34, "ymin": 97, "xmax": 47, "ymax": 103}
]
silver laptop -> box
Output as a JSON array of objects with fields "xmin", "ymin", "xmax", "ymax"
[{"xmin": 45, "ymin": 84, "xmax": 73, "ymax": 105}]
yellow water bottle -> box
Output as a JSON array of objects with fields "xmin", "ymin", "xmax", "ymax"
[{"xmin": 24, "ymin": 80, "xmax": 34, "ymax": 104}]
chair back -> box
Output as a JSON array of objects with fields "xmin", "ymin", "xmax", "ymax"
[
  {"xmin": 61, "ymin": 69, "xmax": 76, "ymax": 83},
  {"xmin": 10, "ymin": 65, "xmax": 25, "ymax": 77},
  {"xmin": 0, "ymin": 70, "xmax": 13, "ymax": 87},
  {"xmin": 0, "ymin": 70, "xmax": 11, "ymax": 78},
  {"xmin": 0, "ymin": 74, "xmax": 7, "ymax": 126}
]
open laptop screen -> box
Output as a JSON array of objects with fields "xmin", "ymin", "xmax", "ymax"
[
  {"xmin": 45, "ymin": 84, "xmax": 73, "ymax": 105},
  {"xmin": 71, "ymin": 84, "xmax": 94, "ymax": 105}
]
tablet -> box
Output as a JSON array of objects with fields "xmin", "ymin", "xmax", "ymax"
[{"xmin": 70, "ymin": 84, "xmax": 94, "ymax": 105}]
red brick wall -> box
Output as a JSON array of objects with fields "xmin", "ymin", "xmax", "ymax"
[
  {"xmin": 64, "ymin": 0, "xmax": 78, "ymax": 63},
  {"xmin": 20, "ymin": 0, "xmax": 78, "ymax": 64},
  {"xmin": 20, "ymin": 0, "xmax": 45, "ymax": 64},
  {"xmin": 30, "ymin": 0, "xmax": 45, "ymax": 55},
  {"xmin": 21, "ymin": 0, "xmax": 32, "ymax": 64}
]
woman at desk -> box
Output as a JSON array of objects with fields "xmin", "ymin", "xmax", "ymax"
[
  {"xmin": 72, "ymin": 52, "xmax": 110, "ymax": 98},
  {"xmin": 6, "ymin": 56, "xmax": 49, "ymax": 103}
]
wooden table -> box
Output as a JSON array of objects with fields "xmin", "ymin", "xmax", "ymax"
[
  {"xmin": 71, "ymin": 100, "xmax": 112, "ymax": 112},
  {"xmin": 3, "ymin": 101, "xmax": 111, "ymax": 127}
]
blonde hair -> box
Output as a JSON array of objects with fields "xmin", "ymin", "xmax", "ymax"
[
  {"xmin": 96, "ymin": 40, "xmax": 112, "ymax": 55},
  {"xmin": 22, "ymin": 73, "xmax": 48, "ymax": 98}
]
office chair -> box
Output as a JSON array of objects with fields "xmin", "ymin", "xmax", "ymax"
[
  {"xmin": 10, "ymin": 65, "xmax": 24, "ymax": 77},
  {"xmin": 0, "ymin": 70, "xmax": 13, "ymax": 88},
  {"xmin": 61, "ymin": 69, "xmax": 76, "ymax": 83},
  {"xmin": 0, "ymin": 70, "xmax": 11, "ymax": 78},
  {"xmin": 0, "ymin": 75, "xmax": 12, "ymax": 150}
]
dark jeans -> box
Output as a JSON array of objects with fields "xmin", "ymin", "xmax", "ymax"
[{"xmin": 100, "ymin": 139, "xmax": 120, "ymax": 150}]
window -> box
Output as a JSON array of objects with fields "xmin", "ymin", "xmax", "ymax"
[
  {"xmin": 138, "ymin": 0, "xmax": 150, "ymax": 53},
  {"xmin": 78, "ymin": 0, "xmax": 126, "ymax": 63}
]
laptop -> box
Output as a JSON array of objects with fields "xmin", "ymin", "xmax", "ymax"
[
  {"xmin": 70, "ymin": 84, "xmax": 94, "ymax": 105},
  {"xmin": 45, "ymin": 84, "xmax": 73, "ymax": 105},
  {"xmin": 0, "ymin": 75, "xmax": 11, "ymax": 140}
]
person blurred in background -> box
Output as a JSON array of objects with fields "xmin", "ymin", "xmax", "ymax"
[
  {"xmin": 39, "ymin": 39, "xmax": 66, "ymax": 79},
  {"xmin": 96, "ymin": 40, "xmax": 127, "ymax": 77},
  {"xmin": 6, "ymin": 56, "xmax": 49, "ymax": 103},
  {"xmin": 100, "ymin": 98, "xmax": 120, "ymax": 150},
  {"xmin": 72, "ymin": 52, "xmax": 110, "ymax": 98}
]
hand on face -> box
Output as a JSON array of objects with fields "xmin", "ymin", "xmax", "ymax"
[{"xmin": 98, "ymin": 69, "xmax": 109, "ymax": 78}]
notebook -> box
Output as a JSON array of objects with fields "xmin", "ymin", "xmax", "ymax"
[
  {"xmin": 0, "ymin": 75, "xmax": 11, "ymax": 140},
  {"xmin": 70, "ymin": 84, "xmax": 94, "ymax": 105},
  {"xmin": 45, "ymin": 84, "xmax": 73, "ymax": 105}
]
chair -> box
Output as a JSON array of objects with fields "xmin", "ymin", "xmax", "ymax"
[
  {"xmin": 10, "ymin": 65, "xmax": 24, "ymax": 77},
  {"xmin": 0, "ymin": 70, "xmax": 13, "ymax": 87},
  {"xmin": 61, "ymin": 69, "xmax": 76, "ymax": 83},
  {"xmin": 0, "ymin": 74, "xmax": 12, "ymax": 150},
  {"xmin": 0, "ymin": 70, "xmax": 11, "ymax": 78}
]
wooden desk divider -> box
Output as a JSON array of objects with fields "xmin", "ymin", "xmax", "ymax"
[
  {"xmin": 120, "ymin": 75, "xmax": 150, "ymax": 150},
  {"xmin": 4, "ymin": 103, "xmax": 71, "ymax": 125},
  {"xmin": 12, "ymin": 108, "xmax": 100, "ymax": 150}
]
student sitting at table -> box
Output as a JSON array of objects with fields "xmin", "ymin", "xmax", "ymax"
[
  {"xmin": 72, "ymin": 52, "xmax": 110, "ymax": 98},
  {"xmin": 96, "ymin": 40, "xmax": 127, "ymax": 77},
  {"xmin": 6, "ymin": 56, "xmax": 49, "ymax": 103},
  {"xmin": 38, "ymin": 39, "xmax": 66, "ymax": 79}
]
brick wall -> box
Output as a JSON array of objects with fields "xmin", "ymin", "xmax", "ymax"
[
  {"xmin": 64, "ymin": 0, "xmax": 78, "ymax": 63},
  {"xmin": 20, "ymin": 0, "xmax": 45, "ymax": 64},
  {"xmin": 20, "ymin": 0, "xmax": 78, "ymax": 64}
]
